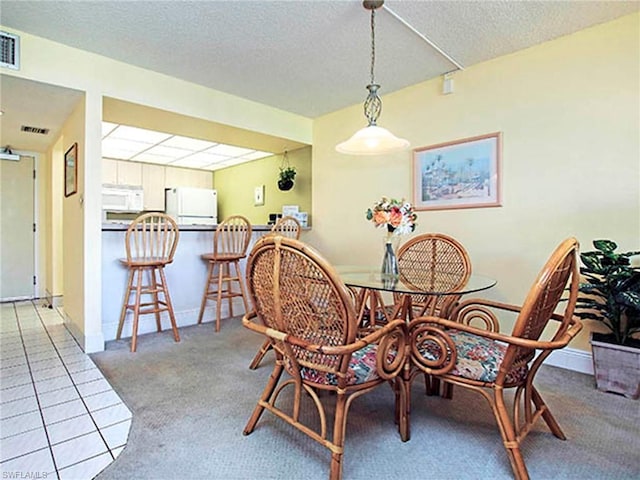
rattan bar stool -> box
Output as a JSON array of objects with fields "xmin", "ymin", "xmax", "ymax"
[
  {"xmin": 197, "ymin": 215, "xmax": 252, "ymax": 332},
  {"xmin": 116, "ymin": 213, "xmax": 181, "ymax": 352}
]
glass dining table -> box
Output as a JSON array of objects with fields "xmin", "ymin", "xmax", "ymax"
[{"xmin": 335, "ymin": 265, "xmax": 497, "ymax": 325}]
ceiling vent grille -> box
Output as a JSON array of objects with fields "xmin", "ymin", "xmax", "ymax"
[
  {"xmin": 21, "ymin": 125, "xmax": 50, "ymax": 135},
  {"xmin": 0, "ymin": 31, "xmax": 20, "ymax": 70}
]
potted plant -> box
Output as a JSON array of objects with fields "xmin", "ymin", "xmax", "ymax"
[
  {"xmin": 575, "ymin": 239, "xmax": 640, "ymax": 399},
  {"xmin": 278, "ymin": 166, "xmax": 296, "ymax": 191}
]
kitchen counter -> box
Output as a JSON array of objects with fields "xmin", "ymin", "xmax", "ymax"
[
  {"xmin": 102, "ymin": 222, "xmax": 274, "ymax": 232},
  {"xmin": 101, "ymin": 224, "xmax": 308, "ymax": 343}
]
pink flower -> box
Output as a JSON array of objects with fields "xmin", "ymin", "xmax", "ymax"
[{"xmin": 389, "ymin": 208, "xmax": 403, "ymax": 228}]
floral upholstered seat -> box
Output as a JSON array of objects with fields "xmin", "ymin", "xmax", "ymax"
[
  {"xmin": 299, "ymin": 344, "xmax": 398, "ymax": 386},
  {"xmin": 416, "ymin": 330, "xmax": 528, "ymax": 385}
]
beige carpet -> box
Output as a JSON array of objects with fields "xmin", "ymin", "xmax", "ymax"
[{"xmin": 91, "ymin": 319, "xmax": 640, "ymax": 480}]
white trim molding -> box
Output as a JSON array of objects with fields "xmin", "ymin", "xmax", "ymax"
[{"xmin": 544, "ymin": 347, "xmax": 594, "ymax": 375}]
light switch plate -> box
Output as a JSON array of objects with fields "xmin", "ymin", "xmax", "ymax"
[{"xmin": 254, "ymin": 185, "xmax": 265, "ymax": 206}]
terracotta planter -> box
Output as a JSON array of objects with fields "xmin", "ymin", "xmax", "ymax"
[{"xmin": 590, "ymin": 332, "xmax": 640, "ymax": 399}]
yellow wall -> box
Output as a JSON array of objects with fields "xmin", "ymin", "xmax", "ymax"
[
  {"xmin": 44, "ymin": 138, "xmax": 64, "ymax": 299},
  {"xmin": 309, "ymin": 13, "xmax": 640, "ymax": 352},
  {"xmin": 214, "ymin": 147, "xmax": 312, "ymax": 224},
  {"xmin": 61, "ymin": 99, "xmax": 86, "ymax": 337}
]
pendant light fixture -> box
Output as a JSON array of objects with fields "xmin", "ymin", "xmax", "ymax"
[{"xmin": 336, "ymin": 0, "xmax": 410, "ymax": 156}]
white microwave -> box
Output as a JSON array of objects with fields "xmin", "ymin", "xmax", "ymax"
[{"xmin": 102, "ymin": 185, "xmax": 144, "ymax": 212}]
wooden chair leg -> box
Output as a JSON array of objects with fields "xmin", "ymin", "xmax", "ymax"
[
  {"xmin": 116, "ymin": 268, "xmax": 135, "ymax": 340},
  {"xmin": 216, "ymin": 262, "xmax": 224, "ymax": 332},
  {"xmin": 158, "ymin": 266, "xmax": 180, "ymax": 343},
  {"xmin": 243, "ymin": 363, "xmax": 284, "ymax": 435},
  {"xmin": 532, "ymin": 386, "xmax": 565, "ymax": 439},
  {"xmin": 492, "ymin": 389, "xmax": 530, "ymax": 480},
  {"xmin": 150, "ymin": 268, "xmax": 162, "ymax": 332},
  {"xmin": 224, "ymin": 263, "xmax": 233, "ymax": 318},
  {"xmin": 198, "ymin": 262, "xmax": 214, "ymax": 324},
  {"xmin": 395, "ymin": 377, "xmax": 410, "ymax": 442},
  {"xmin": 131, "ymin": 268, "xmax": 143, "ymax": 353},
  {"xmin": 249, "ymin": 339, "xmax": 272, "ymax": 370},
  {"xmin": 329, "ymin": 393, "xmax": 348, "ymax": 480},
  {"xmin": 235, "ymin": 260, "xmax": 251, "ymax": 313}
]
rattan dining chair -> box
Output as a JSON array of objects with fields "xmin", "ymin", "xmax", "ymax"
[
  {"xmin": 243, "ymin": 236, "xmax": 407, "ymax": 480},
  {"xmin": 404, "ymin": 237, "xmax": 582, "ymax": 480},
  {"xmin": 248, "ymin": 217, "xmax": 302, "ymax": 369},
  {"xmin": 197, "ymin": 215, "xmax": 252, "ymax": 332},
  {"xmin": 116, "ymin": 213, "xmax": 181, "ymax": 352},
  {"xmin": 394, "ymin": 233, "xmax": 472, "ymax": 320}
]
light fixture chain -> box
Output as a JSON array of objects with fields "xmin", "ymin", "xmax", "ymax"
[{"xmin": 370, "ymin": 7, "xmax": 376, "ymax": 85}]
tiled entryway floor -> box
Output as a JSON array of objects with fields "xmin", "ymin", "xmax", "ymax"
[{"xmin": 0, "ymin": 301, "xmax": 131, "ymax": 479}]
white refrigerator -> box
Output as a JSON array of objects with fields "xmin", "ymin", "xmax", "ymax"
[{"xmin": 165, "ymin": 187, "xmax": 218, "ymax": 225}]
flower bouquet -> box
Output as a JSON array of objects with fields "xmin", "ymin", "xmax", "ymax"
[
  {"xmin": 366, "ymin": 197, "xmax": 417, "ymax": 239},
  {"xmin": 366, "ymin": 197, "xmax": 417, "ymax": 277}
]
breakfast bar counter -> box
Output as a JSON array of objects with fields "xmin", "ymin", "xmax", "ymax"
[{"xmin": 101, "ymin": 223, "xmax": 278, "ymax": 342}]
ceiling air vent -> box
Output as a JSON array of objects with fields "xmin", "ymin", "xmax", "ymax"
[
  {"xmin": 0, "ymin": 31, "xmax": 20, "ymax": 70},
  {"xmin": 21, "ymin": 125, "xmax": 50, "ymax": 135}
]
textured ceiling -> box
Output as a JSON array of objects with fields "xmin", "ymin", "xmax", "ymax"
[{"xmin": 1, "ymin": 0, "xmax": 638, "ymax": 153}]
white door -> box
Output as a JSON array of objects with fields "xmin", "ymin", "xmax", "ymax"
[{"xmin": 0, "ymin": 155, "xmax": 35, "ymax": 300}]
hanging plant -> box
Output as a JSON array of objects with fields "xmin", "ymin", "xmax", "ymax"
[{"xmin": 277, "ymin": 151, "xmax": 296, "ymax": 191}]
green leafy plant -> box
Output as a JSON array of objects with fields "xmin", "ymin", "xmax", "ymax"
[
  {"xmin": 278, "ymin": 166, "xmax": 296, "ymax": 182},
  {"xmin": 576, "ymin": 239, "xmax": 640, "ymax": 345},
  {"xmin": 278, "ymin": 166, "xmax": 296, "ymax": 191}
]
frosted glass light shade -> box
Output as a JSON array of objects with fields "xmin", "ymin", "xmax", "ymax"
[{"xmin": 336, "ymin": 125, "xmax": 410, "ymax": 155}]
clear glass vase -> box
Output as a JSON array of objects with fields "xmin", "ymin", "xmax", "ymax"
[{"xmin": 381, "ymin": 240, "xmax": 399, "ymax": 278}]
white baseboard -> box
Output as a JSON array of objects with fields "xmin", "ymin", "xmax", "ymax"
[
  {"xmin": 63, "ymin": 310, "xmax": 105, "ymax": 354},
  {"xmin": 103, "ymin": 298, "xmax": 246, "ymax": 342},
  {"xmin": 544, "ymin": 347, "xmax": 594, "ymax": 375}
]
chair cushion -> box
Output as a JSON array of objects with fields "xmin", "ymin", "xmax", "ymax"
[
  {"xmin": 417, "ymin": 330, "xmax": 528, "ymax": 384},
  {"xmin": 299, "ymin": 344, "xmax": 393, "ymax": 386}
]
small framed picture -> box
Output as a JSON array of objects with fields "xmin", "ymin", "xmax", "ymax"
[
  {"xmin": 412, "ymin": 132, "xmax": 502, "ymax": 211},
  {"xmin": 64, "ymin": 143, "xmax": 78, "ymax": 197}
]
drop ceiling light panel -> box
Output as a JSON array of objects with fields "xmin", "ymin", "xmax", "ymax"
[
  {"xmin": 161, "ymin": 136, "xmax": 217, "ymax": 151},
  {"xmin": 100, "ymin": 122, "xmax": 277, "ymax": 170},
  {"xmin": 109, "ymin": 125, "xmax": 172, "ymax": 144},
  {"xmin": 102, "ymin": 122, "xmax": 118, "ymax": 137},
  {"xmin": 170, "ymin": 152, "xmax": 230, "ymax": 168}
]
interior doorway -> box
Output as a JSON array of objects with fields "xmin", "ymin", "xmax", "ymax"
[{"xmin": 0, "ymin": 155, "xmax": 35, "ymax": 301}]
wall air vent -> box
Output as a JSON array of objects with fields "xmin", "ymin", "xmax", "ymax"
[
  {"xmin": 21, "ymin": 125, "xmax": 50, "ymax": 135},
  {"xmin": 0, "ymin": 31, "xmax": 20, "ymax": 70}
]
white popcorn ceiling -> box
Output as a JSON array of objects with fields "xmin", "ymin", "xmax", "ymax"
[{"xmin": 0, "ymin": 0, "xmax": 638, "ymax": 152}]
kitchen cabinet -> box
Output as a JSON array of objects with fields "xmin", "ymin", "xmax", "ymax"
[
  {"xmin": 142, "ymin": 163, "xmax": 166, "ymax": 211},
  {"xmin": 103, "ymin": 160, "xmax": 214, "ymax": 210},
  {"xmin": 117, "ymin": 161, "xmax": 142, "ymax": 186},
  {"xmin": 102, "ymin": 159, "xmax": 118, "ymax": 184},
  {"xmin": 165, "ymin": 167, "xmax": 212, "ymax": 189},
  {"xmin": 102, "ymin": 159, "xmax": 142, "ymax": 186}
]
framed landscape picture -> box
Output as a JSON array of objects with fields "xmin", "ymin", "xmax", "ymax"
[
  {"xmin": 412, "ymin": 132, "xmax": 502, "ymax": 211},
  {"xmin": 64, "ymin": 142, "xmax": 78, "ymax": 197}
]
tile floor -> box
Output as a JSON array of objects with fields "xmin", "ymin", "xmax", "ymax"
[{"xmin": 0, "ymin": 300, "xmax": 131, "ymax": 479}]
